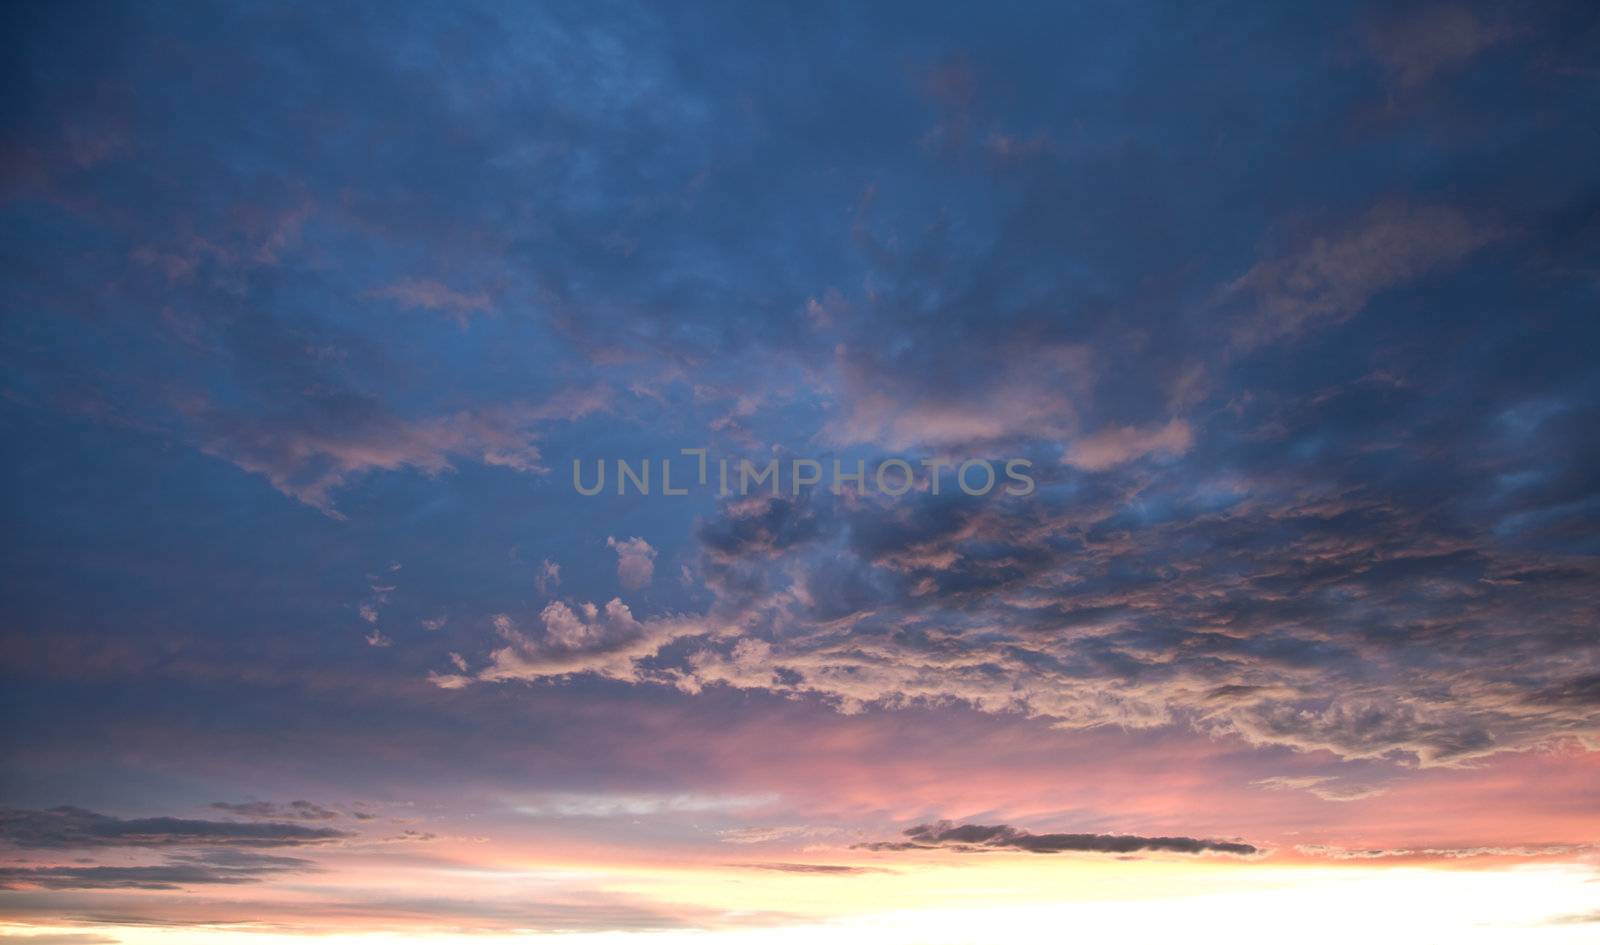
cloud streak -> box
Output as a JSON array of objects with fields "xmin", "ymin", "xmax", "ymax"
[
  {"xmin": 194, "ymin": 389, "xmax": 609, "ymax": 515},
  {"xmin": 209, "ymin": 800, "xmax": 342, "ymax": 821},
  {"xmin": 1226, "ymin": 203, "xmax": 1500, "ymax": 347},
  {"xmin": 857, "ymin": 821, "xmax": 1259, "ymax": 856},
  {"xmin": 0, "ymin": 807, "xmax": 352, "ymax": 849},
  {"xmin": 0, "ymin": 851, "xmax": 315, "ymax": 891}
]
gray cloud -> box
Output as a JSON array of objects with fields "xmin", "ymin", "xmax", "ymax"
[
  {"xmin": 209, "ymin": 800, "xmax": 341, "ymax": 821},
  {"xmin": 0, "ymin": 854, "xmax": 314, "ymax": 891},
  {"xmin": 856, "ymin": 821, "xmax": 1258, "ymax": 857},
  {"xmin": 0, "ymin": 807, "xmax": 351, "ymax": 849}
]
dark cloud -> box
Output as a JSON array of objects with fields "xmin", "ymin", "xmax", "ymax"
[
  {"xmin": 697, "ymin": 494, "xmax": 836, "ymax": 563},
  {"xmin": 209, "ymin": 800, "xmax": 341, "ymax": 821},
  {"xmin": 857, "ymin": 821, "xmax": 1258, "ymax": 857},
  {"xmin": 0, "ymin": 850, "xmax": 315, "ymax": 890},
  {"xmin": 0, "ymin": 808, "xmax": 351, "ymax": 849}
]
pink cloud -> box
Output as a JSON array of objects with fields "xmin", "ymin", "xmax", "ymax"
[
  {"xmin": 193, "ymin": 387, "xmax": 609, "ymax": 516},
  {"xmin": 368, "ymin": 278, "xmax": 494, "ymax": 324},
  {"xmin": 462, "ymin": 600, "xmax": 719, "ymax": 685},
  {"xmin": 825, "ymin": 342, "xmax": 1092, "ymax": 449},
  {"xmin": 1226, "ymin": 203, "xmax": 1500, "ymax": 348},
  {"xmin": 1063, "ymin": 418, "xmax": 1194, "ymax": 471},
  {"xmin": 608, "ymin": 536, "xmax": 657, "ymax": 589}
]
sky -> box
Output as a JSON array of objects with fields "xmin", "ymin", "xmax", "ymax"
[{"xmin": 2, "ymin": 1, "xmax": 1598, "ymax": 942}]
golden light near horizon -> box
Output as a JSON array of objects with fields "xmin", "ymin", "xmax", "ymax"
[{"xmin": 6, "ymin": 862, "xmax": 1598, "ymax": 944}]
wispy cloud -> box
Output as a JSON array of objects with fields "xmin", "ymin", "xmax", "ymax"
[
  {"xmin": 1226, "ymin": 203, "xmax": 1500, "ymax": 347},
  {"xmin": 1251, "ymin": 776, "xmax": 1387, "ymax": 802},
  {"xmin": 1063, "ymin": 419, "xmax": 1193, "ymax": 471},
  {"xmin": 1364, "ymin": 5, "xmax": 1519, "ymax": 89},
  {"xmin": 513, "ymin": 792, "xmax": 777, "ymax": 818},
  {"xmin": 1296, "ymin": 842, "xmax": 1595, "ymax": 860},
  {"xmin": 193, "ymin": 389, "xmax": 609, "ymax": 515},
  {"xmin": 367, "ymin": 278, "xmax": 494, "ymax": 325}
]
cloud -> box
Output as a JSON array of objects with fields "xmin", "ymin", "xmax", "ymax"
[
  {"xmin": 453, "ymin": 469, "xmax": 1600, "ymax": 767},
  {"xmin": 734, "ymin": 863, "xmax": 888, "ymax": 875},
  {"xmin": 1364, "ymin": 5, "xmax": 1517, "ymax": 89},
  {"xmin": 0, "ymin": 851, "xmax": 315, "ymax": 891},
  {"xmin": 0, "ymin": 807, "xmax": 351, "ymax": 849},
  {"xmin": 445, "ymin": 600, "xmax": 724, "ymax": 687},
  {"xmin": 513, "ymin": 792, "xmax": 777, "ymax": 818},
  {"xmin": 208, "ymin": 800, "xmax": 342, "ymax": 821},
  {"xmin": 1214, "ymin": 698, "xmax": 1506, "ymax": 767},
  {"xmin": 1226, "ymin": 203, "xmax": 1500, "ymax": 347},
  {"xmin": 856, "ymin": 821, "xmax": 1258, "ymax": 856},
  {"xmin": 697, "ymin": 494, "xmax": 834, "ymax": 562},
  {"xmin": 12, "ymin": 0, "xmax": 1599, "ymax": 890},
  {"xmin": 607, "ymin": 537, "xmax": 656, "ymax": 589},
  {"xmin": 195, "ymin": 388, "xmax": 609, "ymax": 515},
  {"xmin": 1063, "ymin": 419, "xmax": 1194, "ymax": 471},
  {"xmin": 367, "ymin": 278, "xmax": 493, "ymax": 324},
  {"xmin": 1297, "ymin": 842, "xmax": 1594, "ymax": 860},
  {"xmin": 1250, "ymin": 776, "xmax": 1387, "ymax": 802},
  {"xmin": 126, "ymin": 196, "xmax": 314, "ymax": 279},
  {"xmin": 717, "ymin": 825, "xmax": 844, "ymax": 845},
  {"xmin": 536, "ymin": 558, "xmax": 562, "ymax": 595},
  {"xmin": 824, "ymin": 342, "xmax": 1093, "ymax": 450},
  {"xmin": 427, "ymin": 670, "xmax": 473, "ymax": 690}
]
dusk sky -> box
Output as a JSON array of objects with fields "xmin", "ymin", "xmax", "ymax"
[{"xmin": 3, "ymin": 1, "xmax": 1599, "ymax": 942}]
